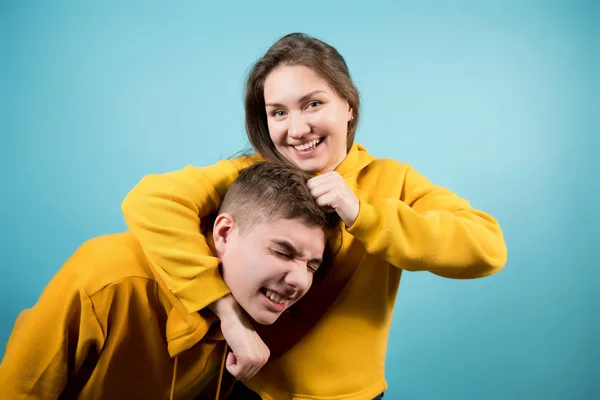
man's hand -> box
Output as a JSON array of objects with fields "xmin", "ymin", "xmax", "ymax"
[{"xmin": 209, "ymin": 294, "xmax": 270, "ymax": 380}]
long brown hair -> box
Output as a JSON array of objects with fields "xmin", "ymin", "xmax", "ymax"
[{"xmin": 244, "ymin": 33, "xmax": 360, "ymax": 164}]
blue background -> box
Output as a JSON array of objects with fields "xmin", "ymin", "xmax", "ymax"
[{"xmin": 1, "ymin": 1, "xmax": 598, "ymax": 398}]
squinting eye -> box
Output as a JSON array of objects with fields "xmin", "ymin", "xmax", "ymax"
[
  {"xmin": 306, "ymin": 101, "xmax": 321, "ymax": 109},
  {"xmin": 275, "ymin": 251, "xmax": 293, "ymax": 260},
  {"xmin": 271, "ymin": 110, "xmax": 285, "ymax": 117}
]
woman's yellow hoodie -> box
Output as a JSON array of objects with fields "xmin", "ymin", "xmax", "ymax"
[
  {"xmin": 120, "ymin": 143, "xmax": 508, "ymax": 400},
  {"xmin": 0, "ymin": 232, "xmax": 231, "ymax": 400}
]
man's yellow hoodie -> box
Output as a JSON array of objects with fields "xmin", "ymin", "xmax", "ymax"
[{"xmin": 0, "ymin": 232, "xmax": 229, "ymax": 400}]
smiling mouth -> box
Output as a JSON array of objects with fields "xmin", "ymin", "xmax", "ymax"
[
  {"xmin": 292, "ymin": 138, "xmax": 323, "ymax": 152},
  {"xmin": 261, "ymin": 288, "xmax": 290, "ymax": 304}
]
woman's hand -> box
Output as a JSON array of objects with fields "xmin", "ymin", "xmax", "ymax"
[
  {"xmin": 307, "ymin": 172, "xmax": 359, "ymax": 227},
  {"xmin": 209, "ymin": 294, "xmax": 270, "ymax": 380}
]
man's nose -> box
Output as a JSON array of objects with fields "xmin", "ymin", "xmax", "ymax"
[{"xmin": 283, "ymin": 265, "xmax": 310, "ymax": 294}]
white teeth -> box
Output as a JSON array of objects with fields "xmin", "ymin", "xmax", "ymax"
[
  {"xmin": 294, "ymin": 138, "xmax": 321, "ymax": 151},
  {"xmin": 264, "ymin": 289, "xmax": 286, "ymax": 304}
]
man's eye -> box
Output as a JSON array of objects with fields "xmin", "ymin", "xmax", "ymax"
[{"xmin": 275, "ymin": 251, "xmax": 293, "ymax": 260}]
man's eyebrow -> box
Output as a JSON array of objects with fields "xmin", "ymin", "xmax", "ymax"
[
  {"xmin": 270, "ymin": 239, "xmax": 323, "ymax": 266},
  {"xmin": 271, "ymin": 239, "xmax": 299, "ymax": 254},
  {"xmin": 265, "ymin": 90, "xmax": 327, "ymax": 108}
]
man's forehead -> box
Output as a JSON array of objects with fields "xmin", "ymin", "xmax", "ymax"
[{"xmin": 254, "ymin": 217, "xmax": 324, "ymax": 243}]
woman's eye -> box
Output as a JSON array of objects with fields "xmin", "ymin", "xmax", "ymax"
[
  {"xmin": 307, "ymin": 101, "xmax": 321, "ymax": 109},
  {"xmin": 271, "ymin": 110, "xmax": 285, "ymax": 117}
]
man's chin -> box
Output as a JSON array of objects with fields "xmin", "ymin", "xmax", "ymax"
[{"xmin": 249, "ymin": 310, "xmax": 281, "ymax": 325}]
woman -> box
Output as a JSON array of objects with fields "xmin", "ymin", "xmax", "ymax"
[{"xmin": 122, "ymin": 33, "xmax": 507, "ymax": 400}]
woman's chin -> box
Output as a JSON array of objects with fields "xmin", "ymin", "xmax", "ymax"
[{"xmin": 286, "ymin": 155, "xmax": 326, "ymax": 173}]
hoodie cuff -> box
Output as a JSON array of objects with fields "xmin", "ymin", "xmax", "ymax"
[
  {"xmin": 346, "ymin": 201, "xmax": 382, "ymax": 244},
  {"xmin": 174, "ymin": 267, "xmax": 232, "ymax": 314}
]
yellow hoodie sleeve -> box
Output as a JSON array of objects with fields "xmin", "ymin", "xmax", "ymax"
[
  {"xmin": 347, "ymin": 164, "xmax": 507, "ymax": 278},
  {"xmin": 0, "ymin": 270, "xmax": 104, "ymax": 398},
  {"xmin": 121, "ymin": 157, "xmax": 256, "ymax": 313}
]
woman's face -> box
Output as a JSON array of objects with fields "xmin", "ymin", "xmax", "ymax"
[{"xmin": 264, "ymin": 65, "xmax": 353, "ymax": 173}]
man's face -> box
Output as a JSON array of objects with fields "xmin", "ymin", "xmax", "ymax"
[{"xmin": 214, "ymin": 215, "xmax": 326, "ymax": 325}]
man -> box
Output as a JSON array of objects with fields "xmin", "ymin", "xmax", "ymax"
[{"xmin": 0, "ymin": 161, "xmax": 338, "ymax": 399}]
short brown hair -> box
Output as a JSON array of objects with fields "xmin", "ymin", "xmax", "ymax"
[
  {"xmin": 244, "ymin": 33, "xmax": 360, "ymax": 164},
  {"xmin": 219, "ymin": 161, "xmax": 339, "ymax": 234}
]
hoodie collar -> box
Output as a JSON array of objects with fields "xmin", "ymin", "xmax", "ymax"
[{"xmin": 334, "ymin": 143, "xmax": 375, "ymax": 177}]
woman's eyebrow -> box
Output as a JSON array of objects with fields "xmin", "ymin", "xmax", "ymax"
[{"xmin": 265, "ymin": 90, "xmax": 327, "ymax": 108}]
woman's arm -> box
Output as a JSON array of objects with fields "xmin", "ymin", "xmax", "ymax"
[
  {"xmin": 348, "ymin": 164, "xmax": 508, "ymax": 278},
  {"xmin": 121, "ymin": 156, "xmax": 269, "ymax": 378}
]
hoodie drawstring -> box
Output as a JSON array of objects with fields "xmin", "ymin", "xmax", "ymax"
[
  {"xmin": 169, "ymin": 345, "xmax": 227, "ymax": 400},
  {"xmin": 170, "ymin": 356, "xmax": 178, "ymax": 400},
  {"xmin": 215, "ymin": 344, "xmax": 228, "ymax": 400}
]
